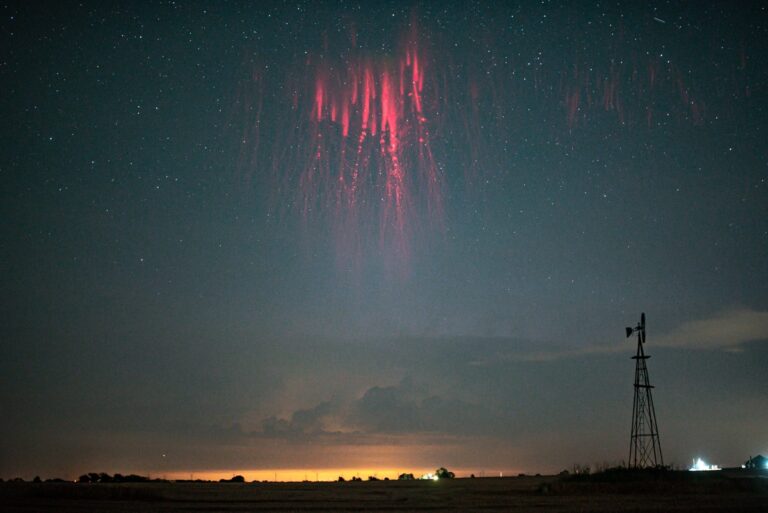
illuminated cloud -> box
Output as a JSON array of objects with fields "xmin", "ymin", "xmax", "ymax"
[
  {"xmin": 478, "ymin": 308, "xmax": 768, "ymax": 363},
  {"xmin": 261, "ymin": 401, "xmax": 334, "ymax": 438},
  {"xmin": 652, "ymin": 308, "xmax": 768, "ymax": 351},
  {"xmin": 252, "ymin": 377, "xmax": 506, "ymax": 443}
]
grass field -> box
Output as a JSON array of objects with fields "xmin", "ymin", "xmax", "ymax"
[{"xmin": 2, "ymin": 471, "xmax": 766, "ymax": 512}]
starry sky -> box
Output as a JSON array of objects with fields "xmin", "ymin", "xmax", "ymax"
[{"xmin": 1, "ymin": 1, "xmax": 767, "ymax": 480}]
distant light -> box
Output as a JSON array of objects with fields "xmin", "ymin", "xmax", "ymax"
[
  {"xmin": 689, "ymin": 458, "xmax": 720, "ymax": 471},
  {"xmin": 420, "ymin": 473, "xmax": 438, "ymax": 481}
]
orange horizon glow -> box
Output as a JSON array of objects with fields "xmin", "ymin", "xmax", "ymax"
[{"xmin": 159, "ymin": 467, "xmax": 521, "ymax": 482}]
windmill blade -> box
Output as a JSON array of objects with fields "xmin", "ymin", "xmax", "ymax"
[{"xmin": 641, "ymin": 312, "xmax": 646, "ymax": 343}]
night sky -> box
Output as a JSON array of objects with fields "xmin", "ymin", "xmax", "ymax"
[{"xmin": 2, "ymin": 1, "xmax": 767, "ymax": 480}]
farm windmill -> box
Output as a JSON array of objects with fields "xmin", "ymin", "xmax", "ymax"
[{"xmin": 626, "ymin": 312, "xmax": 664, "ymax": 468}]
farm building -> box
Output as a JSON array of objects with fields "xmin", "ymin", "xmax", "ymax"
[{"xmin": 744, "ymin": 455, "xmax": 767, "ymax": 470}]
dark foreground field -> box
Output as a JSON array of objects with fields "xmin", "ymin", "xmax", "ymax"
[{"xmin": 2, "ymin": 471, "xmax": 767, "ymax": 512}]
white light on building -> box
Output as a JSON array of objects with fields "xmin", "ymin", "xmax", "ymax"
[{"xmin": 689, "ymin": 458, "xmax": 720, "ymax": 471}]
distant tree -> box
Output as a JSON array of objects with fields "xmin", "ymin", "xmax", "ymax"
[
  {"xmin": 470, "ymin": 474, "xmax": 475, "ymax": 478},
  {"xmin": 337, "ymin": 476, "xmax": 346, "ymax": 482},
  {"xmin": 230, "ymin": 475, "xmax": 245, "ymax": 483},
  {"xmin": 367, "ymin": 476, "xmax": 379, "ymax": 481},
  {"xmin": 435, "ymin": 467, "xmax": 455, "ymax": 479},
  {"xmin": 570, "ymin": 464, "xmax": 590, "ymax": 476},
  {"xmin": 113, "ymin": 473, "xmax": 124, "ymax": 482},
  {"xmin": 398, "ymin": 473, "xmax": 415, "ymax": 480},
  {"xmin": 78, "ymin": 475, "xmax": 91, "ymax": 483},
  {"xmin": 88, "ymin": 473, "xmax": 100, "ymax": 483},
  {"xmin": 33, "ymin": 476, "xmax": 41, "ymax": 483},
  {"xmin": 99, "ymin": 473, "xmax": 113, "ymax": 483}
]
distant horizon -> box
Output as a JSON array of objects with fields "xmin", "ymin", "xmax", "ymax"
[
  {"xmin": 2, "ymin": 468, "xmax": 522, "ymax": 483},
  {"xmin": 6, "ymin": 454, "xmax": 767, "ymax": 483}
]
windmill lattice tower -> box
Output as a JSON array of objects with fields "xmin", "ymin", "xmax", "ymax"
[{"xmin": 626, "ymin": 312, "xmax": 664, "ymax": 469}]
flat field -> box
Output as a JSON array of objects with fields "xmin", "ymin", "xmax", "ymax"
[{"xmin": 1, "ymin": 472, "xmax": 766, "ymax": 512}]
